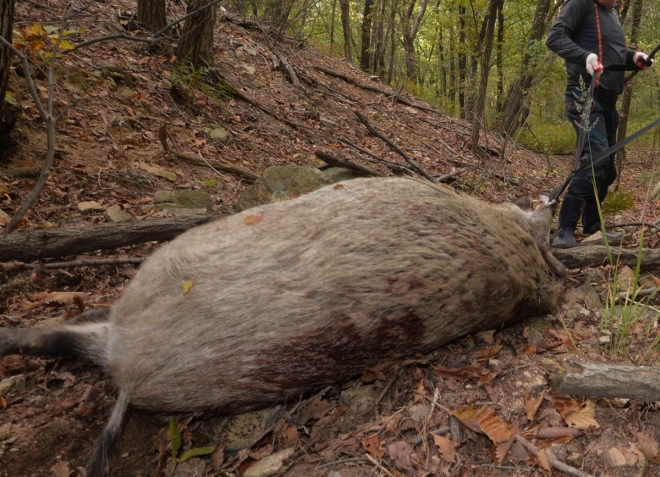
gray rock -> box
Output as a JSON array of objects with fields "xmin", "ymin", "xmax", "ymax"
[
  {"xmin": 0, "ymin": 375, "xmax": 25, "ymax": 396},
  {"xmin": 153, "ymin": 208, "xmax": 209, "ymax": 218},
  {"xmin": 169, "ymin": 458, "xmax": 206, "ymax": 477},
  {"xmin": 235, "ymin": 165, "xmax": 336, "ymax": 212},
  {"xmin": 105, "ymin": 205, "xmax": 133, "ymax": 222},
  {"xmin": 0, "ymin": 423, "xmax": 12, "ymax": 441},
  {"xmin": 220, "ymin": 407, "xmax": 281, "ymax": 452},
  {"xmin": 78, "ymin": 201, "xmax": 105, "ymax": 213},
  {"xmin": 321, "ymin": 167, "xmax": 363, "ymax": 183},
  {"xmin": 564, "ymin": 284, "xmax": 603, "ymax": 311},
  {"xmin": 340, "ymin": 384, "xmax": 377, "ymax": 415},
  {"xmin": 243, "ymin": 448, "xmax": 294, "ymax": 477},
  {"xmin": 154, "ymin": 190, "xmax": 213, "ymax": 211}
]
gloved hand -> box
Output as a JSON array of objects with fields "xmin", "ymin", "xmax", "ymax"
[
  {"xmin": 586, "ymin": 53, "xmax": 603, "ymax": 75},
  {"xmin": 633, "ymin": 51, "xmax": 653, "ymax": 69}
]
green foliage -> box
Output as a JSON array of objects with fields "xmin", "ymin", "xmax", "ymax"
[
  {"xmin": 168, "ymin": 419, "xmax": 214, "ymax": 464},
  {"xmin": 197, "ymin": 178, "xmax": 218, "ymax": 187},
  {"xmin": 515, "ymin": 119, "xmax": 576, "ymax": 154},
  {"xmin": 276, "ymin": 0, "xmax": 660, "ymax": 153},
  {"xmin": 600, "ymin": 191, "xmax": 635, "ymax": 215},
  {"xmin": 12, "ymin": 23, "xmax": 83, "ymax": 58}
]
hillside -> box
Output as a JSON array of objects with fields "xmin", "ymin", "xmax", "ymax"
[{"xmin": 1, "ymin": 1, "xmax": 660, "ymax": 477}]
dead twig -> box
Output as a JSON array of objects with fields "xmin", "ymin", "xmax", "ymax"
[
  {"xmin": 436, "ymin": 170, "xmax": 464, "ymax": 183},
  {"xmin": 315, "ymin": 65, "xmax": 440, "ymax": 113},
  {"xmin": 411, "ymin": 426, "xmax": 451, "ymax": 446},
  {"xmin": 0, "ymin": 257, "xmax": 146, "ymax": 271},
  {"xmin": 158, "ymin": 125, "xmax": 258, "ymax": 183},
  {"xmin": 316, "ymin": 458, "xmax": 370, "ymax": 469},
  {"xmin": 338, "ymin": 136, "xmax": 415, "ymax": 175},
  {"xmin": 354, "ymin": 111, "xmax": 436, "ymax": 182},
  {"xmin": 515, "ymin": 435, "xmax": 594, "ymax": 477},
  {"xmin": 276, "ymin": 52, "xmax": 301, "ymax": 88},
  {"xmin": 364, "ymin": 454, "xmax": 396, "ymax": 477},
  {"xmin": 315, "ymin": 150, "xmax": 382, "ymax": 177},
  {"xmin": 0, "ymin": 9, "xmax": 75, "ymax": 234}
]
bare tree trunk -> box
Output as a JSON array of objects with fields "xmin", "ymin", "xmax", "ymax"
[
  {"xmin": 495, "ymin": 5, "xmax": 504, "ymax": 115},
  {"xmin": 176, "ymin": 0, "xmax": 217, "ymax": 68},
  {"xmin": 360, "ymin": 0, "xmax": 374, "ymax": 71},
  {"xmin": 402, "ymin": 0, "xmax": 428, "ymax": 82},
  {"xmin": 0, "ymin": 0, "xmax": 19, "ymax": 151},
  {"xmin": 499, "ymin": 0, "xmax": 557, "ymax": 137},
  {"xmin": 330, "ymin": 0, "xmax": 337, "ymax": 47},
  {"xmin": 614, "ymin": 0, "xmax": 643, "ymax": 191},
  {"xmin": 387, "ymin": 0, "xmax": 396, "ymax": 83},
  {"xmin": 448, "ymin": 22, "xmax": 456, "ymax": 111},
  {"xmin": 438, "ymin": 29, "xmax": 446, "ymax": 96},
  {"xmin": 339, "ymin": 0, "xmax": 353, "ymax": 62},
  {"xmin": 373, "ymin": 0, "xmax": 387, "ymax": 77},
  {"xmin": 471, "ymin": 0, "xmax": 504, "ymax": 155},
  {"xmin": 137, "ymin": 0, "xmax": 167, "ymax": 30},
  {"xmin": 458, "ymin": 5, "xmax": 466, "ymax": 119}
]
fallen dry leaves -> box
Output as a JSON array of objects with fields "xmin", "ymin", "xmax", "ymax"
[
  {"xmin": 388, "ymin": 440, "xmax": 413, "ymax": 471},
  {"xmin": 564, "ymin": 401, "xmax": 599, "ymax": 430},
  {"xmin": 637, "ymin": 432, "xmax": 660, "ymax": 464},
  {"xmin": 433, "ymin": 434, "xmax": 457, "ymax": 463}
]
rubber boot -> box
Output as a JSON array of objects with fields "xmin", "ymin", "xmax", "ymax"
[
  {"xmin": 582, "ymin": 199, "xmax": 624, "ymax": 243},
  {"xmin": 582, "ymin": 200, "xmax": 602, "ymax": 235},
  {"xmin": 552, "ymin": 196, "xmax": 584, "ymax": 246}
]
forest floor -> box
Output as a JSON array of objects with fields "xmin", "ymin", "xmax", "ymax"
[{"xmin": 2, "ymin": 1, "xmax": 660, "ymax": 477}]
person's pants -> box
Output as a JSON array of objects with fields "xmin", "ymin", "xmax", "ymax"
[{"xmin": 563, "ymin": 87, "xmax": 619, "ymax": 203}]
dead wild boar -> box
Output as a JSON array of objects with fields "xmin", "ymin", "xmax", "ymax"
[{"xmin": 0, "ymin": 177, "xmax": 564, "ymax": 476}]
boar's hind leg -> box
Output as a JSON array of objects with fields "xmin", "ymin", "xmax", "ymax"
[
  {"xmin": 0, "ymin": 319, "xmax": 111, "ymax": 363},
  {"xmin": 86, "ymin": 388, "xmax": 131, "ymax": 477},
  {"xmin": 68, "ymin": 307, "xmax": 111, "ymax": 325}
]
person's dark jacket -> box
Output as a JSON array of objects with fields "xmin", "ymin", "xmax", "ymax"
[{"xmin": 546, "ymin": 0, "xmax": 636, "ymax": 95}]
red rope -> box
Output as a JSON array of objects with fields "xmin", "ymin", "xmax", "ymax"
[{"xmin": 594, "ymin": 3, "xmax": 603, "ymax": 88}]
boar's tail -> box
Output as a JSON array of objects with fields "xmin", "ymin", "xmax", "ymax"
[
  {"xmin": 0, "ymin": 308, "xmax": 112, "ymax": 364},
  {"xmin": 86, "ymin": 388, "xmax": 131, "ymax": 477}
]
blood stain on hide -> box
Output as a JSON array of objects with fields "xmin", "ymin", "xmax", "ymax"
[{"xmin": 254, "ymin": 310, "xmax": 426, "ymax": 390}]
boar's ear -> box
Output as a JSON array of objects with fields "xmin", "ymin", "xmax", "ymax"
[
  {"xmin": 513, "ymin": 196, "xmax": 533, "ymax": 211},
  {"xmin": 534, "ymin": 193, "xmax": 557, "ymax": 212}
]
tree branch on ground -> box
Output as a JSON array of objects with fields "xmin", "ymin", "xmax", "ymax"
[
  {"xmin": 338, "ymin": 136, "xmax": 415, "ymax": 175},
  {"xmin": 158, "ymin": 124, "xmax": 258, "ymax": 183},
  {"xmin": 314, "ymin": 150, "xmax": 383, "ymax": 177},
  {"xmin": 314, "ymin": 65, "xmax": 441, "ymax": 113},
  {"xmin": 552, "ymin": 244, "xmax": 660, "ymax": 270},
  {"xmin": 515, "ymin": 435, "xmax": 594, "ymax": 477},
  {"xmin": 542, "ymin": 359, "xmax": 660, "ymax": 401},
  {"xmin": 354, "ymin": 111, "xmax": 436, "ymax": 182},
  {"xmin": 0, "ymin": 257, "xmax": 146, "ymax": 271},
  {"xmin": 0, "ymin": 215, "xmax": 218, "ymax": 262}
]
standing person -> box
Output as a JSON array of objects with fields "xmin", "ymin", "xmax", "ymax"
[{"xmin": 546, "ymin": 0, "xmax": 651, "ymax": 245}]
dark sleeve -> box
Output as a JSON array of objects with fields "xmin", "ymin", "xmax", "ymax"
[{"xmin": 545, "ymin": 0, "xmax": 593, "ymax": 66}]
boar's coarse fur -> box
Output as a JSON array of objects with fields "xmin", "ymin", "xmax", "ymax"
[{"xmin": 0, "ymin": 177, "xmax": 564, "ymax": 476}]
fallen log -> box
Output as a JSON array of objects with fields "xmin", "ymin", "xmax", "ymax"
[
  {"xmin": 0, "ymin": 215, "xmax": 219, "ymax": 262},
  {"xmin": 553, "ymin": 244, "xmax": 660, "ymax": 269},
  {"xmin": 542, "ymin": 358, "xmax": 660, "ymax": 401},
  {"xmin": 315, "ymin": 150, "xmax": 383, "ymax": 177}
]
